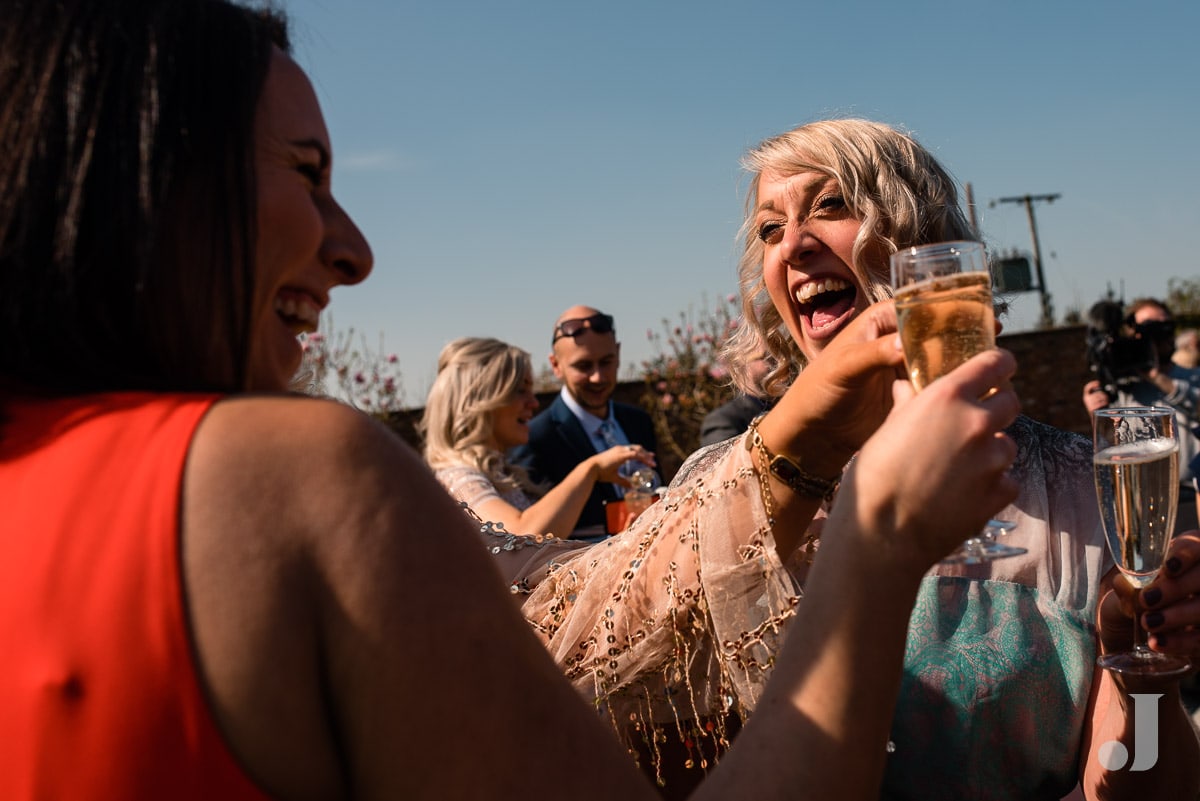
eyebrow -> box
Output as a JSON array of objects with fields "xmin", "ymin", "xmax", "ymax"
[
  {"xmin": 754, "ymin": 174, "xmax": 833, "ymax": 215},
  {"xmin": 290, "ymin": 138, "xmax": 330, "ymax": 170}
]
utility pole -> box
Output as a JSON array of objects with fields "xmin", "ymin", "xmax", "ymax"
[
  {"xmin": 992, "ymin": 193, "xmax": 1060, "ymax": 328},
  {"xmin": 965, "ymin": 182, "xmax": 979, "ymax": 233}
]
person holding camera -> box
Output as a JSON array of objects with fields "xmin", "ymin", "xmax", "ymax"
[{"xmin": 1083, "ymin": 297, "xmax": 1200, "ymax": 533}]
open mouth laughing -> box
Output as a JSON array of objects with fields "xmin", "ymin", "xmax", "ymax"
[
  {"xmin": 274, "ymin": 289, "xmax": 324, "ymax": 336},
  {"xmin": 795, "ymin": 277, "xmax": 857, "ymax": 337}
]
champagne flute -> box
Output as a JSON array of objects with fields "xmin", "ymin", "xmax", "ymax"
[
  {"xmin": 890, "ymin": 240, "xmax": 1026, "ymax": 564},
  {"xmin": 1093, "ymin": 407, "xmax": 1192, "ymax": 676}
]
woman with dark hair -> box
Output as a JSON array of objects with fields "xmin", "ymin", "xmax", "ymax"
[
  {"xmin": 0, "ymin": 0, "xmax": 287, "ymax": 392},
  {"xmin": 0, "ymin": 1, "xmax": 1030, "ymax": 799}
]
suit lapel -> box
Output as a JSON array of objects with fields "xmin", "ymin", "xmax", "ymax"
[
  {"xmin": 551, "ymin": 396, "xmax": 597, "ymax": 459},
  {"xmin": 613, "ymin": 404, "xmax": 648, "ymax": 446}
]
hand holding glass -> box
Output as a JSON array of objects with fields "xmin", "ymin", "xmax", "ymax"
[
  {"xmin": 1093, "ymin": 407, "xmax": 1192, "ymax": 677},
  {"xmin": 890, "ymin": 240, "xmax": 1025, "ymax": 564},
  {"xmin": 624, "ymin": 466, "xmax": 660, "ymax": 520}
]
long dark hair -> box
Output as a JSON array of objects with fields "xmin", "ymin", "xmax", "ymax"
[{"xmin": 0, "ymin": 0, "xmax": 289, "ymax": 395}]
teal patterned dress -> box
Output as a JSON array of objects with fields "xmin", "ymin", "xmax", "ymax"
[{"xmin": 881, "ymin": 417, "xmax": 1107, "ymax": 799}]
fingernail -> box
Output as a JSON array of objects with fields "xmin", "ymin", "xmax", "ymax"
[
  {"xmin": 1154, "ymin": 633, "xmax": 1168, "ymax": 648},
  {"xmin": 1144, "ymin": 611, "xmax": 1165, "ymax": 629},
  {"xmin": 1166, "ymin": 557, "xmax": 1183, "ymax": 577},
  {"xmin": 1142, "ymin": 587, "xmax": 1163, "ymax": 607}
]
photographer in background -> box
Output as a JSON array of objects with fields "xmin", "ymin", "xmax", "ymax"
[{"xmin": 1084, "ymin": 297, "xmax": 1200, "ymax": 533}]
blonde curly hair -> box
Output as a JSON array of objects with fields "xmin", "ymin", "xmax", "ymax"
[
  {"xmin": 420, "ymin": 337, "xmax": 540, "ymax": 496},
  {"xmin": 722, "ymin": 118, "xmax": 978, "ymax": 397}
]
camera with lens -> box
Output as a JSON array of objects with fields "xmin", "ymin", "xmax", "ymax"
[{"xmin": 1085, "ymin": 300, "xmax": 1161, "ymax": 394}]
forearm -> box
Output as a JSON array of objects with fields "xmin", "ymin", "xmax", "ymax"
[
  {"xmin": 752, "ymin": 408, "xmax": 855, "ymax": 561},
  {"xmin": 519, "ymin": 459, "xmax": 598, "ymax": 537},
  {"xmin": 1081, "ymin": 671, "xmax": 1200, "ymax": 799},
  {"xmin": 695, "ymin": 508, "xmax": 925, "ymax": 801}
]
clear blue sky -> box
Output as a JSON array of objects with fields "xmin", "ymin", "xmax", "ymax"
[{"xmin": 286, "ymin": 0, "xmax": 1199, "ymax": 405}]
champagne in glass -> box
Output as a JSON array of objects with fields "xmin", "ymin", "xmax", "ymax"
[
  {"xmin": 1094, "ymin": 438, "xmax": 1177, "ymax": 584},
  {"xmin": 895, "ymin": 271, "xmax": 995, "ymax": 391},
  {"xmin": 890, "ymin": 241, "xmax": 1024, "ymax": 564},
  {"xmin": 1093, "ymin": 407, "xmax": 1191, "ymax": 676}
]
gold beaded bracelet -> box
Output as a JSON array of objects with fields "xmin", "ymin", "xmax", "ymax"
[{"xmin": 745, "ymin": 414, "xmax": 841, "ymax": 503}]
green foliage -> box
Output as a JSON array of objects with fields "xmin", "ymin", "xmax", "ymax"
[
  {"xmin": 1167, "ymin": 277, "xmax": 1200, "ymax": 322},
  {"xmin": 638, "ymin": 295, "xmax": 740, "ymax": 472}
]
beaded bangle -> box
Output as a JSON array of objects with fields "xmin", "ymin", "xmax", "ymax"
[{"xmin": 745, "ymin": 414, "xmax": 841, "ymax": 503}]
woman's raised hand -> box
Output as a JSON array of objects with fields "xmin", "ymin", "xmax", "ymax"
[
  {"xmin": 775, "ymin": 301, "xmax": 908, "ymax": 462},
  {"xmin": 836, "ymin": 347, "xmax": 1021, "ymax": 573},
  {"xmin": 591, "ymin": 444, "xmax": 656, "ymax": 486}
]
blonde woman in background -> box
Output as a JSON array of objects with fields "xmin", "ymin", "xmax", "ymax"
[{"xmin": 422, "ymin": 336, "xmax": 654, "ymax": 539}]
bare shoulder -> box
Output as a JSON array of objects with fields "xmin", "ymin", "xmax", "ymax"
[
  {"xmin": 189, "ymin": 394, "xmax": 494, "ymax": 564},
  {"xmin": 182, "ymin": 395, "xmax": 490, "ymax": 798},
  {"xmin": 182, "ymin": 396, "xmax": 424, "ymax": 797},
  {"xmin": 187, "ymin": 395, "xmax": 435, "ymax": 543},
  {"xmin": 183, "ymin": 394, "xmax": 658, "ymax": 799}
]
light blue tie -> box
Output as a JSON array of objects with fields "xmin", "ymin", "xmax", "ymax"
[
  {"xmin": 597, "ymin": 419, "xmax": 626, "ymax": 497},
  {"xmin": 598, "ymin": 419, "xmax": 622, "ymax": 448}
]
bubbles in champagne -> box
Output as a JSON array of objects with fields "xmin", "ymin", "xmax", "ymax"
[
  {"xmin": 895, "ymin": 272, "xmax": 994, "ymax": 391},
  {"xmin": 1093, "ymin": 439, "xmax": 1178, "ymax": 585}
]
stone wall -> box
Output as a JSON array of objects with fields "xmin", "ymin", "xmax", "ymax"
[
  {"xmin": 999, "ymin": 325, "xmax": 1093, "ymax": 436},
  {"xmin": 385, "ymin": 325, "xmax": 1099, "ymax": 461}
]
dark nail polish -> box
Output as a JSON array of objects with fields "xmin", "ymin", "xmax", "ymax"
[
  {"xmin": 1144, "ymin": 611, "xmax": 1165, "ymax": 629},
  {"xmin": 1154, "ymin": 633, "xmax": 1168, "ymax": 648},
  {"xmin": 1142, "ymin": 587, "xmax": 1163, "ymax": 607},
  {"xmin": 1166, "ymin": 557, "xmax": 1183, "ymax": 576}
]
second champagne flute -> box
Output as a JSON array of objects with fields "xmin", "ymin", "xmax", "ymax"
[
  {"xmin": 890, "ymin": 240, "xmax": 1026, "ymax": 565},
  {"xmin": 1093, "ymin": 407, "xmax": 1192, "ymax": 677}
]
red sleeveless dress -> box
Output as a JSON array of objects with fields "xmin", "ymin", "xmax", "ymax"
[{"xmin": 0, "ymin": 393, "xmax": 274, "ymax": 800}]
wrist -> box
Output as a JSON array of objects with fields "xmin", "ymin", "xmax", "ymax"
[
  {"xmin": 582, "ymin": 457, "xmax": 602, "ymax": 483},
  {"xmin": 751, "ymin": 413, "xmax": 854, "ymax": 483},
  {"xmin": 820, "ymin": 498, "xmax": 931, "ymax": 589}
]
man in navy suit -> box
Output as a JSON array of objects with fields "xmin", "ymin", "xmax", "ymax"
[{"xmin": 510, "ymin": 305, "xmax": 657, "ymax": 540}]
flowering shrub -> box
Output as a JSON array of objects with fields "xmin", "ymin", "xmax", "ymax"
[
  {"xmin": 639, "ymin": 294, "xmax": 741, "ymax": 472},
  {"xmin": 295, "ymin": 324, "xmax": 407, "ymax": 415}
]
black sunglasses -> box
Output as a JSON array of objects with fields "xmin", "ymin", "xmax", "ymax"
[
  {"xmin": 1134, "ymin": 320, "xmax": 1176, "ymax": 341},
  {"xmin": 552, "ymin": 313, "xmax": 615, "ymax": 343}
]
